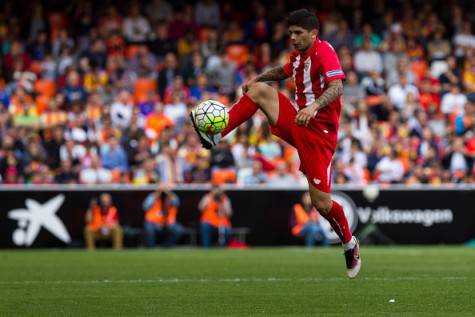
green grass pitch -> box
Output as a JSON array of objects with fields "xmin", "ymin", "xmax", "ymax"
[{"xmin": 0, "ymin": 247, "xmax": 473, "ymax": 316}]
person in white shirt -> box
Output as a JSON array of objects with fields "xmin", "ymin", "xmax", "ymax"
[
  {"xmin": 164, "ymin": 93, "xmax": 187, "ymax": 131},
  {"xmin": 79, "ymin": 155, "xmax": 112, "ymax": 184},
  {"xmin": 268, "ymin": 161, "xmax": 296, "ymax": 187},
  {"xmin": 354, "ymin": 38, "xmax": 383, "ymax": 75},
  {"xmin": 441, "ymin": 84, "xmax": 467, "ymax": 118},
  {"xmin": 110, "ymin": 90, "xmax": 133, "ymax": 129},
  {"xmin": 123, "ymin": 4, "xmax": 151, "ymax": 43},
  {"xmin": 376, "ymin": 149, "xmax": 404, "ymax": 183},
  {"xmin": 388, "ymin": 74, "xmax": 419, "ymax": 110},
  {"xmin": 453, "ymin": 21, "xmax": 475, "ymax": 57}
]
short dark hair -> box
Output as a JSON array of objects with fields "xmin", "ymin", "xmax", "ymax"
[{"xmin": 288, "ymin": 9, "xmax": 319, "ymax": 31}]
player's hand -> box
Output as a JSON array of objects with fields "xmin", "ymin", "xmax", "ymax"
[
  {"xmin": 294, "ymin": 104, "xmax": 318, "ymax": 126},
  {"xmin": 242, "ymin": 79, "xmax": 257, "ymax": 94}
]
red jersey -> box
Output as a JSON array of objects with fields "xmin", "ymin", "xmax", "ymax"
[{"xmin": 283, "ymin": 38, "xmax": 346, "ymax": 128}]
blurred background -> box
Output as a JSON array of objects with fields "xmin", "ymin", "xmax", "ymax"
[{"xmin": 0, "ymin": 0, "xmax": 474, "ymax": 248}]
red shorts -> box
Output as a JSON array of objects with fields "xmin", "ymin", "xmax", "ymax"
[{"xmin": 270, "ymin": 92, "xmax": 337, "ymax": 193}]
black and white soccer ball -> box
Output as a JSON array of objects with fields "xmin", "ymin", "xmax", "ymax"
[{"xmin": 193, "ymin": 100, "xmax": 229, "ymax": 134}]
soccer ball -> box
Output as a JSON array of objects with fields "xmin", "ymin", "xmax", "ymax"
[{"xmin": 193, "ymin": 100, "xmax": 229, "ymax": 134}]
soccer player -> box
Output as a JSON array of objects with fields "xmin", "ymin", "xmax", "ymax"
[{"xmin": 190, "ymin": 9, "xmax": 361, "ymax": 278}]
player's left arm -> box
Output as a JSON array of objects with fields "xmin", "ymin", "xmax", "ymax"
[{"xmin": 294, "ymin": 79, "xmax": 343, "ymax": 126}]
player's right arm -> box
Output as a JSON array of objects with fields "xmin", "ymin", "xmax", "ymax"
[{"xmin": 242, "ymin": 66, "xmax": 290, "ymax": 94}]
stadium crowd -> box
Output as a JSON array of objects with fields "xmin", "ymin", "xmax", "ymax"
[{"xmin": 0, "ymin": 0, "xmax": 474, "ymax": 186}]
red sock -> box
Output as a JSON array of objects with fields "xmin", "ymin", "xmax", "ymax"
[
  {"xmin": 322, "ymin": 201, "xmax": 352, "ymax": 244},
  {"xmin": 221, "ymin": 94, "xmax": 258, "ymax": 137}
]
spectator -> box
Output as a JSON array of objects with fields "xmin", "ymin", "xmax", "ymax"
[
  {"xmin": 327, "ymin": 19, "xmax": 354, "ymax": 52},
  {"xmin": 189, "ymin": 74, "xmax": 217, "ymax": 102},
  {"xmin": 198, "ymin": 185, "xmax": 232, "ymax": 247},
  {"xmin": 138, "ymin": 91, "xmax": 161, "ymax": 117},
  {"xmin": 210, "ymin": 141, "xmax": 235, "ymax": 171},
  {"xmin": 156, "ymin": 142, "xmax": 185, "ymax": 183},
  {"xmin": 343, "ymin": 70, "xmax": 365, "ymax": 110},
  {"xmin": 110, "ymin": 90, "xmax": 133, "ymax": 129},
  {"xmin": 144, "ymin": 103, "xmax": 174, "ymax": 140},
  {"xmin": 183, "ymin": 52, "xmax": 207, "ymax": 87},
  {"xmin": 268, "ymin": 161, "xmax": 296, "ymax": 187},
  {"xmin": 360, "ymin": 71, "xmax": 387, "ymax": 120},
  {"xmin": 43, "ymin": 127, "xmax": 65, "ymax": 169},
  {"xmin": 354, "ymin": 23, "xmax": 381, "ymax": 48},
  {"xmin": 61, "ymin": 71, "xmax": 87, "ymax": 108},
  {"xmin": 79, "ymin": 155, "xmax": 112, "ymax": 184},
  {"xmin": 99, "ymin": 5, "xmax": 123, "ymax": 36},
  {"xmin": 206, "ymin": 51, "xmax": 237, "ymax": 97},
  {"xmin": 100, "ymin": 136, "xmax": 128, "ymax": 172},
  {"xmin": 291, "ymin": 192, "xmax": 328, "ymax": 247},
  {"xmin": 453, "ymin": 21, "xmax": 475, "ymax": 58},
  {"xmin": 439, "ymin": 56, "xmax": 462, "ymax": 95},
  {"xmin": 52, "ymin": 30, "xmax": 74, "ymax": 57},
  {"xmin": 388, "ymin": 74, "xmax": 420, "ymax": 110},
  {"xmin": 442, "ymin": 137, "xmax": 473, "ymax": 179},
  {"xmin": 188, "ymin": 153, "xmax": 211, "ymax": 183},
  {"xmin": 84, "ymin": 194, "xmax": 123, "ymax": 250},
  {"xmin": 59, "ymin": 139, "xmax": 85, "ymax": 165},
  {"xmin": 55, "ymin": 159, "xmax": 78, "ymax": 184},
  {"xmin": 132, "ymin": 157, "xmax": 159, "ymax": 185},
  {"xmin": 143, "ymin": 185, "xmax": 183, "ymax": 247},
  {"xmin": 344, "ymin": 158, "xmax": 368, "ymax": 185},
  {"xmin": 354, "ymin": 37, "xmax": 383, "ymax": 76},
  {"xmin": 147, "ymin": 0, "xmax": 174, "ymax": 24},
  {"xmin": 375, "ymin": 149, "xmax": 405, "ymax": 183},
  {"xmin": 441, "ymin": 83, "xmax": 467, "ymax": 119},
  {"xmin": 427, "ymin": 26, "xmax": 451, "ymax": 62},
  {"xmin": 163, "ymin": 75, "xmax": 190, "ymax": 104},
  {"xmin": 149, "ymin": 22, "xmax": 177, "ymax": 58},
  {"xmin": 168, "ymin": 5, "xmax": 198, "ymax": 42},
  {"xmin": 195, "ymin": 0, "xmax": 220, "ymax": 27},
  {"xmin": 122, "ymin": 4, "xmax": 151, "ymax": 43},
  {"xmin": 239, "ymin": 160, "xmax": 268, "ymax": 185},
  {"xmin": 157, "ymin": 52, "xmax": 180, "ymax": 99}
]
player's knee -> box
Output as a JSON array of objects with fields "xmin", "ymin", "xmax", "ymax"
[
  {"xmin": 247, "ymin": 82, "xmax": 269, "ymax": 103},
  {"xmin": 312, "ymin": 197, "xmax": 332, "ymax": 215}
]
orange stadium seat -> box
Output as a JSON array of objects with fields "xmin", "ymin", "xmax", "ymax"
[
  {"xmin": 134, "ymin": 78, "xmax": 157, "ymax": 103},
  {"xmin": 211, "ymin": 169, "xmax": 237, "ymax": 184},
  {"xmin": 226, "ymin": 44, "xmax": 250, "ymax": 67},
  {"xmin": 34, "ymin": 80, "xmax": 55, "ymax": 97}
]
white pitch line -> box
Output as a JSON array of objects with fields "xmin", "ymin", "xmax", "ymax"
[{"xmin": 0, "ymin": 276, "xmax": 469, "ymax": 285}]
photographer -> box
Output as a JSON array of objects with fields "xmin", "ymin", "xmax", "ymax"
[
  {"xmin": 84, "ymin": 193, "xmax": 123, "ymax": 250},
  {"xmin": 143, "ymin": 185, "xmax": 183, "ymax": 247},
  {"xmin": 198, "ymin": 185, "xmax": 233, "ymax": 247},
  {"xmin": 291, "ymin": 192, "xmax": 328, "ymax": 248}
]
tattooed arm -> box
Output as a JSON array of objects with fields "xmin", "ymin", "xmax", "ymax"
[
  {"xmin": 314, "ymin": 79, "xmax": 344, "ymax": 111},
  {"xmin": 243, "ymin": 66, "xmax": 290, "ymax": 93},
  {"xmin": 294, "ymin": 79, "xmax": 344, "ymax": 126},
  {"xmin": 254, "ymin": 66, "xmax": 289, "ymax": 82}
]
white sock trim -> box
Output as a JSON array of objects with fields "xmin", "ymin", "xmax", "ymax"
[{"xmin": 343, "ymin": 236, "xmax": 356, "ymax": 251}]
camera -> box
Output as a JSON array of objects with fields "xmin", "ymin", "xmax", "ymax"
[{"xmin": 160, "ymin": 191, "xmax": 169, "ymax": 201}]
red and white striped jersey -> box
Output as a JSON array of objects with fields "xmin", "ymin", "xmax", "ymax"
[{"xmin": 283, "ymin": 38, "xmax": 346, "ymax": 127}]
